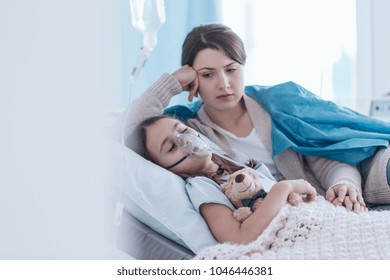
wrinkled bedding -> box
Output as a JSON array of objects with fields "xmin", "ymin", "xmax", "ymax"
[{"xmin": 194, "ymin": 197, "xmax": 390, "ymax": 260}]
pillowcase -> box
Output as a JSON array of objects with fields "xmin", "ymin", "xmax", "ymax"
[{"xmin": 108, "ymin": 140, "xmax": 218, "ymax": 253}]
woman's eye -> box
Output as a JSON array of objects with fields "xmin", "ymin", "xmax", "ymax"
[
  {"xmin": 182, "ymin": 128, "xmax": 188, "ymax": 134},
  {"xmin": 202, "ymin": 73, "xmax": 213, "ymax": 78},
  {"xmin": 227, "ymin": 68, "xmax": 237, "ymax": 73}
]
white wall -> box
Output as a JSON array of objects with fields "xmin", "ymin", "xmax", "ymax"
[
  {"xmin": 356, "ymin": 0, "xmax": 390, "ymax": 114},
  {"xmin": 372, "ymin": 0, "xmax": 390, "ymax": 97},
  {"xmin": 0, "ymin": 1, "xmax": 119, "ymax": 258},
  {"xmin": 222, "ymin": 0, "xmax": 357, "ymax": 109}
]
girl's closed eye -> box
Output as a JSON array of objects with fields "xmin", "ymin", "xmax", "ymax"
[{"xmin": 168, "ymin": 143, "xmax": 176, "ymax": 152}]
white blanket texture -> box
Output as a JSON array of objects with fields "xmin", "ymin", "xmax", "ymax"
[{"xmin": 194, "ymin": 197, "xmax": 390, "ymax": 260}]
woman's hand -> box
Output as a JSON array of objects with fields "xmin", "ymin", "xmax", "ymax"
[
  {"xmin": 326, "ymin": 184, "xmax": 367, "ymax": 212},
  {"xmin": 172, "ymin": 65, "xmax": 199, "ymax": 102}
]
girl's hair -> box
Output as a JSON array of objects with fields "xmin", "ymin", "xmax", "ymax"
[
  {"xmin": 139, "ymin": 115, "xmax": 256, "ymax": 185},
  {"xmin": 181, "ymin": 23, "xmax": 246, "ymax": 67},
  {"xmin": 139, "ymin": 115, "xmax": 170, "ymax": 162}
]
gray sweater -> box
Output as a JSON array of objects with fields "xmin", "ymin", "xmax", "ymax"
[{"xmin": 119, "ymin": 73, "xmax": 362, "ymax": 197}]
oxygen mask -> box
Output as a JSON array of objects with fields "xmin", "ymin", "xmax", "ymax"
[{"xmin": 165, "ymin": 132, "xmax": 211, "ymax": 169}]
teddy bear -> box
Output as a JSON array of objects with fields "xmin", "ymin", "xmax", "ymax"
[{"xmin": 220, "ymin": 168, "xmax": 302, "ymax": 222}]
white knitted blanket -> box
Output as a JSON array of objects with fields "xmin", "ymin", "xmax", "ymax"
[{"xmin": 194, "ymin": 197, "xmax": 390, "ymax": 259}]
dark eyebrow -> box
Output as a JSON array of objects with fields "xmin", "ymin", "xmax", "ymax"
[
  {"xmin": 159, "ymin": 121, "xmax": 180, "ymax": 154},
  {"xmin": 195, "ymin": 62, "xmax": 238, "ymax": 72}
]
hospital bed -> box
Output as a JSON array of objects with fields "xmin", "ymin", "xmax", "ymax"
[
  {"xmin": 116, "ymin": 209, "xmax": 194, "ymax": 260},
  {"xmin": 110, "ymin": 95, "xmax": 390, "ymax": 260},
  {"xmin": 110, "ymin": 134, "xmax": 390, "ymax": 260},
  {"xmin": 115, "ymin": 199, "xmax": 390, "ymax": 260}
]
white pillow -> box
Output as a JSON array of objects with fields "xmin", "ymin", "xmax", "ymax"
[{"xmin": 108, "ymin": 140, "xmax": 218, "ymax": 253}]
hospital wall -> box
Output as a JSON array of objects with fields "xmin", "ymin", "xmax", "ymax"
[
  {"xmin": 356, "ymin": 0, "xmax": 390, "ymax": 115},
  {"xmin": 0, "ymin": 0, "xmax": 116, "ymax": 259}
]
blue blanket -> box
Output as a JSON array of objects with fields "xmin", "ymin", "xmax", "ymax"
[{"xmin": 165, "ymin": 81, "xmax": 390, "ymax": 165}]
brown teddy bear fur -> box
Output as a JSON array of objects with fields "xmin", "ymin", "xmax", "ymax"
[{"xmin": 221, "ymin": 168, "xmax": 302, "ymax": 222}]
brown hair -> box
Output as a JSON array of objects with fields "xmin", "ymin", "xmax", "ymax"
[
  {"xmin": 139, "ymin": 115, "xmax": 171, "ymax": 162},
  {"xmin": 139, "ymin": 115, "xmax": 256, "ymax": 185},
  {"xmin": 181, "ymin": 24, "xmax": 246, "ymax": 67}
]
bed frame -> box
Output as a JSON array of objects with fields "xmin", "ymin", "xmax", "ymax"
[{"xmin": 115, "ymin": 209, "xmax": 195, "ymax": 260}]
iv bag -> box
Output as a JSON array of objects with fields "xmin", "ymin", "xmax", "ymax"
[{"xmin": 130, "ymin": 0, "xmax": 166, "ymax": 52}]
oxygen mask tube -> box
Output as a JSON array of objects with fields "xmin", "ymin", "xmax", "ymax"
[{"xmin": 171, "ymin": 132, "xmax": 250, "ymax": 172}]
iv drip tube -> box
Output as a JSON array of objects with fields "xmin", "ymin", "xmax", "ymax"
[{"xmin": 114, "ymin": 0, "xmax": 165, "ymax": 233}]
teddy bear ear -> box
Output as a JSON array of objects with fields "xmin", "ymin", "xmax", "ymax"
[
  {"xmin": 220, "ymin": 182, "xmax": 228, "ymax": 193},
  {"xmin": 248, "ymin": 169, "xmax": 260, "ymax": 181}
]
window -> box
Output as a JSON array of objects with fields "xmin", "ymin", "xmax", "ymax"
[{"xmin": 221, "ymin": 0, "xmax": 356, "ymax": 109}]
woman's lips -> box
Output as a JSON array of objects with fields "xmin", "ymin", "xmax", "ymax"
[{"xmin": 217, "ymin": 93, "xmax": 234, "ymax": 100}]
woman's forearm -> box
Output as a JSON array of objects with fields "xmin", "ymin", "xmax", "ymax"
[
  {"xmin": 112, "ymin": 74, "xmax": 182, "ymax": 149},
  {"xmin": 306, "ymin": 155, "xmax": 362, "ymax": 194}
]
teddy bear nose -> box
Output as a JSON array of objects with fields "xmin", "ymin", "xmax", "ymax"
[{"xmin": 235, "ymin": 173, "xmax": 245, "ymax": 183}]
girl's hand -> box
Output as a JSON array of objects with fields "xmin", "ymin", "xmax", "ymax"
[
  {"xmin": 172, "ymin": 65, "xmax": 199, "ymax": 102},
  {"xmin": 288, "ymin": 179, "xmax": 317, "ymax": 202}
]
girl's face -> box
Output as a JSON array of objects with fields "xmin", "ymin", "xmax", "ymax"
[
  {"xmin": 144, "ymin": 118, "xmax": 216, "ymax": 176},
  {"xmin": 193, "ymin": 48, "xmax": 245, "ymax": 112}
]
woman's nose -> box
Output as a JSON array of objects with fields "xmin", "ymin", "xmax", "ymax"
[{"xmin": 217, "ymin": 73, "xmax": 230, "ymax": 89}]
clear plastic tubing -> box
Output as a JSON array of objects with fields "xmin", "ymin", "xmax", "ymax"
[{"xmin": 129, "ymin": 0, "xmax": 166, "ymax": 80}]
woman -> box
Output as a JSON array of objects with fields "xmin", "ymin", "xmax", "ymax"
[
  {"xmin": 121, "ymin": 23, "xmax": 390, "ymax": 212},
  {"xmin": 139, "ymin": 115, "xmax": 317, "ymax": 244}
]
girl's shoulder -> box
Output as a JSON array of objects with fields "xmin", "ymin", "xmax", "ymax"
[{"xmin": 185, "ymin": 176, "xmax": 235, "ymax": 212}]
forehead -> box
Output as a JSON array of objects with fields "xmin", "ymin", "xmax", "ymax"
[
  {"xmin": 146, "ymin": 117, "xmax": 177, "ymax": 137},
  {"xmin": 193, "ymin": 48, "xmax": 234, "ymax": 68}
]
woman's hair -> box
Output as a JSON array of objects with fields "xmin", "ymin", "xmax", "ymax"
[
  {"xmin": 181, "ymin": 23, "xmax": 246, "ymax": 67},
  {"xmin": 139, "ymin": 115, "xmax": 256, "ymax": 185}
]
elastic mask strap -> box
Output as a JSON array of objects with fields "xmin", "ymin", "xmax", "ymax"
[{"xmin": 165, "ymin": 155, "xmax": 188, "ymax": 170}]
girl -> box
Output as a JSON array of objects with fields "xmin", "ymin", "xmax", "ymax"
[{"xmin": 139, "ymin": 115, "xmax": 317, "ymax": 244}]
